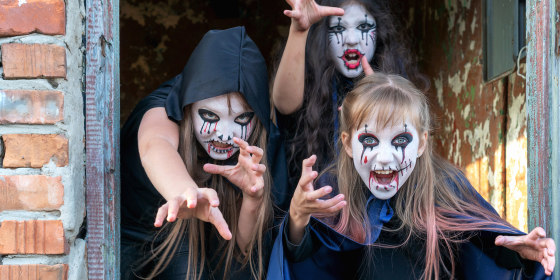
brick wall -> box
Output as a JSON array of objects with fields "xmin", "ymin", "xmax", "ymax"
[{"xmin": 0, "ymin": 0, "xmax": 86, "ymax": 279}]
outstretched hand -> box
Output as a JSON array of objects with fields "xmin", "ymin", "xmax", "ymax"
[
  {"xmin": 289, "ymin": 155, "xmax": 346, "ymax": 243},
  {"xmin": 154, "ymin": 187, "xmax": 232, "ymax": 240},
  {"xmin": 203, "ymin": 137, "xmax": 266, "ymax": 200},
  {"xmin": 284, "ymin": 0, "xmax": 344, "ymax": 32},
  {"xmin": 495, "ymin": 227, "xmax": 556, "ymax": 275}
]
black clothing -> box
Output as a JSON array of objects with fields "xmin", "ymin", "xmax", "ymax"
[{"xmin": 121, "ymin": 26, "xmax": 288, "ymax": 279}]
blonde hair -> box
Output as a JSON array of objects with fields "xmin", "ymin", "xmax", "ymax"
[
  {"xmin": 335, "ymin": 73, "xmax": 516, "ymax": 279},
  {"xmin": 148, "ymin": 92, "xmax": 273, "ymax": 280}
]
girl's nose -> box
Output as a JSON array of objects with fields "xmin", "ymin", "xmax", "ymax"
[
  {"xmin": 375, "ymin": 147, "xmax": 395, "ymax": 166},
  {"xmin": 216, "ymin": 125, "xmax": 233, "ymax": 141},
  {"xmin": 345, "ymin": 30, "xmax": 360, "ymax": 46}
]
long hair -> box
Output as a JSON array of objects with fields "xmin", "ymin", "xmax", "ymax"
[
  {"xmin": 335, "ymin": 73, "xmax": 516, "ymax": 279},
  {"xmin": 148, "ymin": 92, "xmax": 273, "ymax": 280},
  {"xmin": 285, "ymin": 0, "xmax": 428, "ymax": 184}
]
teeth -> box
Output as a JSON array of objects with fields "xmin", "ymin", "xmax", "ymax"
[{"xmin": 374, "ymin": 170, "xmax": 393, "ymax": 175}]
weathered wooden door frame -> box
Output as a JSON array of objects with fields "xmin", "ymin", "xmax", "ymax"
[
  {"xmin": 85, "ymin": 0, "xmax": 120, "ymax": 278},
  {"xmin": 82, "ymin": 0, "xmax": 558, "ymax": 277},
  {"xmin": 526, "ymin": 0, "xmax": 559, "ymax": 278}
]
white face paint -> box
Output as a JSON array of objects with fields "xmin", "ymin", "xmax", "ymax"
[
  {"xmin": 191, "ymin": 93, "xmax": 255, "ymax": 160},
  {"xmin": 349, "ymin": 119, "xmax": 420, "ymax": 200},
  {"xmin": 328, "ymin": 3, "xmax": 377, "ymax": 78}
]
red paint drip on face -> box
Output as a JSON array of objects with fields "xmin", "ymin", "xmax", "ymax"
[
  {"xmin": 207, "ymin": 143, "xmax": 211, "ymax": 154},
  {"xmin": 369, "ymin": 171, "xmax": 374, "ymax": 191},
  {"xmin": 213, "ymin": 123, "xmax": 217, "ymax": 132},
  {"xmin": 364, "ymin": 156, "xmax": 368, "ymax": 164},
  {"xmin": 204, "ymin": 122, "xmax": 209, "ymax": 133}
]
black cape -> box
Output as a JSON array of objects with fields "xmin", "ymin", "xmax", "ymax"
[{"xmin": 267, "ymin": 174, "xmax": 553, "ymax": 280}]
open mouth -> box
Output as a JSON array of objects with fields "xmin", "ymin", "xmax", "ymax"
[
  {"xmin": 206, "ymin": 140, "xmax": 237, "ymax": 154},
  {"xmin": 371, "ymin": 170, "xmax": 397, "ymax": 185},
  {"xmin": 340, "ymin": 49, "xmax": 364, "ymax": 69},
  {"xmin": 368, "ymin": 169, "xmax": 399, "ymax": 192}
]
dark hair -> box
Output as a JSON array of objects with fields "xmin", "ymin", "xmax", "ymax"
[{"xmin": 284, "ymin": 0, "xmax": 428, "ymax": 178}]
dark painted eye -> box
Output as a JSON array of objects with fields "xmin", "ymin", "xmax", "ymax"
[
  {"xmin": 358, "ymin": 133, "xmax": 378, "ymax": 147},
  {"xmin": 234, "ymin": 112, "xmax": 254, "ymax": 125},
  {"xmin": 357, "ymin": 22, "xmax": 375, "ymax": 32},
  {"xmin": 391, "ymin": 132, "xmax": 413, "ymax": 147},
  {"xmin": 328, "ymin": 25, "xmax": 346, "ymax": 33},
  {"xmin": 198, "ymin": 109, "xmax": 220, "ymax": 123}
]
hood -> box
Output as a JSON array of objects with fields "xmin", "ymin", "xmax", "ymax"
[{"xmin": 165, "ymin": 26, "xmax": 271, "ymax": 130}]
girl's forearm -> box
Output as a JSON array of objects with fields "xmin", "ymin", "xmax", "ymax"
[
  {"xmin": 236, "ymin": 196, "xmax": 263, "ymax": 253},
  {"xmin": 272, "ymin": 23, "xmax": 309, "ymax": 115},
  {"xmin": 141, "ymin": 138, "xmax": 199, "ymax": 201},
  {"xmin": 288, "ymin": 207, "xmax": 309, "ymax": 244}
]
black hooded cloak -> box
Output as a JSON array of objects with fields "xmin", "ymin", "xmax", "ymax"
[{"xmin": 121, "ymin": 26, "xmax": 288, "ymax": 279}]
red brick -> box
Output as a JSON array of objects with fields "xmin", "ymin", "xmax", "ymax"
[
  {"xmin": 0, "ymin": 0, "xmax": 65, "ymax": 37},
  {"xmin": 1, "ymin": 44, "xmax": 66, "ymax": 79},
  {"xmin": 1, "ymin": 134, "xmax": 68, "ymax": 168},
  {"xmin": 0, "ymin": 175, "xmax": 63, "ymax": 211},
  {"xmin": 0, "ymin": 264, "xmax": 68, "ymax": 280},
  {"xmin": 0, "ymin": 220, "xmax": 65, "ymax": 254},
  {"xmin": 0, "ymin": 90, "xmax": 64, "ymax": 124}
]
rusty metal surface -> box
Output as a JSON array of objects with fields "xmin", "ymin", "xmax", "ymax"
[
  {"xmin": 85, "ymin": 0, "xmax": 120, "ymax": 277},
  {"xmin": 402, "ymin": 0, "xmax": 529, "ymax": 230}
]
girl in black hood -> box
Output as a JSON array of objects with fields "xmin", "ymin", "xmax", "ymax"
[{"xmin": 121, "ymin": 26, "xmax": 288, "ymax": 279}]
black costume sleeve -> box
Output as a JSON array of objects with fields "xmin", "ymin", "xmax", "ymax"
[{"xmin": 282, "ymin": 218, "xmax": 317, "ymax": 262}]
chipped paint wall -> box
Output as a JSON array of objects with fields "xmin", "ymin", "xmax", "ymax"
[
  {"xmin": 120, "ymin": 0, "xmax": 290, "ymax": 124},
  {"xmin": 402, "ymin": 0, "xmax": 528, "ymax": 231}
]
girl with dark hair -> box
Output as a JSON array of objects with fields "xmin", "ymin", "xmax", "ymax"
[
  {"xmin": 120, "ymin": 26, "xmax": 288, "ymax": 279},
  {"xmin": 273, "ymin": 0, "xmax": 427, "ymax": 189},
  {"xmin": 269, "ymin": 73, "xmax": 555, "ymax": 279}
]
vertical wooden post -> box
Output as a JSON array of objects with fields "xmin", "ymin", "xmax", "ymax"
[
  {"xmin": 85, "ymin": 0, "xmax": 120, "ymax": 278},
  {"xmin": 526, "ymin": 0, "xmax": 559, "ymax": 277}
]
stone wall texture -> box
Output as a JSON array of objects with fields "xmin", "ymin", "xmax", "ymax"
[{"xmin": 0, "ymin": 0, "xmax": 86, "ymax": 279}]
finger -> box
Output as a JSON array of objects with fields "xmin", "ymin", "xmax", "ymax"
[
  {"xmin": 305, "ymin": 186, "xmax": 333, "ymax": 201},
  {"xmin": 203, "ymin": 163, "xmax": 231, "ymax": 176},
  {"xmin": 234, "ymin": 137, "xmax": 250, "ymax": 157},
  {"xmin": 546, "ymin": 249, "xmax": 555, "ymax": 275},
  {"xmin": 298, "ymin": 170, "xmax": 318, "ymax": 192},
  {"xmin": 302, "ymin": 155, "xmax": 317, "ymax": 175},
  {"xmin": 321, "ymin": 200, "xmax": 346, "ymax": 214},
  {"xmin": 362, "ymin": 56, "xmax": 374, "ymax": 76},
  {"xmin": 208, "ymin": 207, "xmax": 232, "ymax": 240},
  {"xmin": 183, "ymin": 186, "xmax": 198, "ymax": 208},
  {"xmin": 246, "ymin": 145, "xmax": 264, "ymax": 165},
  {"xmin": 495, "ymin": 235, "xmax": 524, "ymax": 247},
  {"xmin": 154, "ymin": 203, "xmax": 169, "ymax": 227},
  {"xmin": 287, "ymin": 9, "xmax": 301, "ymax": 19},
  {"xmin": 251, "ymin": 182, "xmax": 264, "ymax": 194},
  {"xmin": 317, "ymin": 6, "xmax": 345, "ymax": 17},
  {"xmin": 166, "ymin": 198, "xmax": 183, "ymax": 222},
  {"xmin": 314, "ymin": 194, "xmax": 345, "ymax": 209},
  {"xmin": 197, "ymin": 188, "xmax": 220, "ymax": 207},
  {"xmin": 252, "ymin": 163, "xmax": 267, "ymax": 176},
  {"xmin": 547, "ymin": 238, "xmax": 556, "ymax": 256}
]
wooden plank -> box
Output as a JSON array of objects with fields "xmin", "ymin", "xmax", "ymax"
[
  {"xmin": 85, "ymin": 0, "xmax": 120, "ymax": 278},
  {"xmin": 526, "ymin": 4, "xmax": 558, "ymax": 277},
  {"xmin": 549, "ymin": 0, "xmax": 560, "ymax": 278}
]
